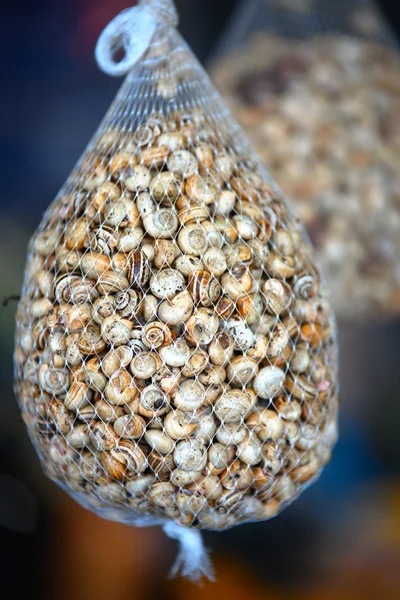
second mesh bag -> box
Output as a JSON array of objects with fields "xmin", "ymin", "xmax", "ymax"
[
  {"xmin": 14, "ymin": 0, "xmax": 338, "ymax": 580},
  {"xmin": 211, "ymin": 0, "xmax": 400, "ymax": 320}
]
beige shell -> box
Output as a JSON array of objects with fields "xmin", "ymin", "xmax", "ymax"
[
  {"xmin": 164, "ymin": 410, "xmax": 199, "ymax": 440},
  {"xmin": 173, "ymin": 440, "xmax": 208, "ymax": 472},
  {"xmin": 172, "ymin": 379, "xmax": 206, "ymax": 412}
]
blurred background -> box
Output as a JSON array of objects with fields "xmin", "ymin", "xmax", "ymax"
[{"xmin": 1, "ymin": 0, "xmax": 400, "ymax": 598}]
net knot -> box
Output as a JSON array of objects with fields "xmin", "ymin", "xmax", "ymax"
[{"xmin": 140, "ymin": 0, "xmax": 179, "ymax": 28}]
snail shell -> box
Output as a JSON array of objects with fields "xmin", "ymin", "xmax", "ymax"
[
  {"xmin": 263, "ymin": 279, "xmax": 294, "ymax": 316},
  {"xmin": 142, "ymin": 321, "xmax": 175, "ymax": 349},
  {"xmin": 150, "ymin": 172, "xmax": 181, "ymax": 202},
  {"xmin": 170, "ymin": 469, "xmax": 203, "ymax": 487},
  {"xmin": 236, "ymin": 433, "xmax": 263, "ymax": 466},
  {"xmin": 125, "ymin": 474, "xmax": 154, "ymax": 498},
  {"xmin": 164, "ymin": 410, "xmax": 199, "ymax": 440},
  {"xmin": 139, "ymin": 384, "xmax": 169, "ymax": 417},
  {"xmin": 89, "ymin": 421, "xmax": 118, "ymax": 451},
  {"xmin": 96, "ymin": 271, "xmax": 130, "ymax": 295},
  {"xmin": 150, "ymin": 268, "xmax": 185, "ymax": 300},
  {"xmin": 178, "ymin": 202, "xmax": 209, "ymax": 226},
  {"xmin": 173, "ymin": 379, "xmax": 206, "ymax": 412},
  {"xmin": 246, "ymin": 410, "xmax": 284, "ymax": 442},
  {"xmin": 184, "ymin": 308, "xmax": 220, "ymax": 347},
  {"xmin": 202, "ymin": 248, "xmax": 227, "ymax": 278},
  {"xmin": 101, "ymin": 316, "xmax": 133, "ymax": 347},
  {"xmin": 117, "ymin": 227, "xmax": 144, "ymax": 253},
  {"xmin": 274, "ymin": 397, "xmax": 302, "ymax": 421},
  {"xmin": 78, "ymin": 324, "xmax": 106, "ymax": 355},
  {"xmin": 226, "ymin": 355, "xmax": 259, "ymax": 386},
  {"xmin": 95, "ymin": 400, "xmax": 126, "ymax": 423},
  {"xmin": 224, "ymin": 316, "xmax": 255, "ymax": 352},
  {"xmin": 173, "ymin": 440, "xmax": 208, "ymax": 472},
  {"xmin": 221, "ymin": 266, "xmax": 253, "ymax": 301},
  {"xmin": 148, "ymin": 482, "xmax": 176, "ymax": 508},
  {"xmin": 236, "ymin": 293, "xmax": 264, "ymax": 325},
  {"xmin": 111, "ymin": 441, "xmax": 147, "ymax": 473},
  {"xmin": 176, "ymin": 491, "xmax": 207, "ymax": 515},
  {"xmin": 289, "ymin": 345, "xmax": 311, "ymax": 373},
  {"xmin": 168, "ymin": 149, "xmax": 198, "ymax": 178},
  {"xmin": 253, "ymin": 366, "xmax": 286, "ymax": 400},
  {"xmin": 91, "ymin": 296, "xmax": 116, "ymax": 325},
  {"xmin": 178, "ymin": 223, "xmax": 208, "ymax": 256},
  {"xmin": 216, "ymin": 422, "xmax": 247, "ymax": 445},
  {"xmin": 208, "ymin": 332, "xmax": 234, "ymax": 366},
  {"xmin": 214, "ymin": 296, "xmax": 236, "ymax": 320},
  {"xmin": 221, "ymin": 460, "xmax": 254, "ymax": 491},
  {"xmin": 143, "ymin": 209, "xmax": 179, "ymax": 239},
  {"xmin": 130, "ymin": 351, "xmax": 161, "ymax": 379},
  {"xmin": 174, "ymin": 255, "xmax": 204, "ymax": 277},
  {"xmin": 144, "ymin": 430, "xmax": 174, "ymax": 455},
  {"xmin": 265, "ymin": 253, "xmax": 296, "ymax": 279},
  {"xmin": 267, "ymin": 323, "xmax": 290, "ymax": 359},
  {"xmin": 64, "ymin": 218, "xmax": 88, "ymax": 250},
  {"xmin": 64, "ymin": 423, "xmax": 91, "ymax": 450},
  {"xmin": 83, "ymin": 357, "xmax": 107, "ymax": 392},
  {"xmin": 214, "ymin": 390, "xmax": 252, "ymax": 424},
  {"xmin": 101, "ymin": 452, "xmax": 127, "ymax": 481},
  {"xmin": 181, "ymin": 348, "xmax": 208, "ymax": 377},
  {"xmin": 55, "ymin": 274, "xmax": 99, "ymax": 305},
  {"xmin": 294, "ymin": 273, "xmax": 318, "ymax": 300},
  {"xmin": 128, "ymin": 250, "xmax": 150, "ymax": 289},
  {"xmin": 188, "ymin": 271, "xmax": 222, "ymax": 307},
  {"xmin": 113, "ymin": 414, "xmax": 146, "ymax": 439},
  {"xmin": 158, "ymin": 291, "xmax": 194, "ymax": 326},
  {"xmin": 285, "ymin": 374, "xmax": 318, "ymax": 402},
  {"xmin": 300, "ymin": 322, "xmax": 324, "ymax": 348},
  {"xmin": 101, "ymin": 345, "xmax": 133, "ymax": 377},
  {"xmin": 153, "ymin": 239, "xmax": 180, "ymax": 269},
  {"xmin": 207, "ymin": 443, "xmax": 236, "ymax": 476},
  {"xmin": 147, "ymin": 451, "xmax": 175, "ymax": 482},
  {"xmin": 104, "ymin": 369, "xmax": 137, "ymax": 405},
  {"xmin": 159, "ymin": 340, "xmax": 191, "ymax": 368},
  {"xmin": 115, "ymin": 289, "xmax": 143, "ymax": 319},
  {"xmin": 290, "ymin": 451, "xmax": 319, "ymax": 484},
  {"xmin": 85, "ymin": 225, "xmax": 119, "ymax": 256},
  {"xmin": 185, "ymin": 174, "xmax": 219, "ymax": 205},
  {"xmin": 47, "ymin": 399, "xmax": 72, "ymax": 434},
  {"xmin": 192, "ymin": 413, "xmax": 217, "ymax": 444},
  {"xmin": 37, "ymin": 364, "xmax": 69, "ymax": 396}
]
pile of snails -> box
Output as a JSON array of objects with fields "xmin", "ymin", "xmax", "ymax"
[{"xmin": 14, "ymin": 106, "xmax": 338, "ymax": 530}]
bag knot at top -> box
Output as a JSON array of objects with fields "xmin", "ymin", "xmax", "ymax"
[{"xmin": 141, "ymin": 0, "xmax": 179, "ymax": 28}]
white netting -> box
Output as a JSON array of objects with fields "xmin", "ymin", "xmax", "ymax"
[
  {"xmin": 13, "ymin": 0, "xmax": 339, "ymax": 581},
  {"xmin": 211, "ymin": 0, "xmax": 400, "ymax": 320}
]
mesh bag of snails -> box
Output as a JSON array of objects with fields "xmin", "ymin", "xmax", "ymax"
[
  {"xmin": 211, "ymin": 0, "xmax": 400, "ymax": 321},
  {"xmin": 13, "ymin": 0, "xmax": 339, "ymax": 582}
]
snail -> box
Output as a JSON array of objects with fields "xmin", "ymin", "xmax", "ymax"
[
  {"xmin": 214, "ymin": 390, "xmax": 252, "ymax": 424},
  {"xmin": 150, "ymin": 269, "xmax": 186, "ymax": 300},
  {"xmin": 172, "ymin": 379, "xmax": 206, "ymax": 412},
  {"xmin": 184, "ymin": 308, "xmax": 219, "ymax": 346},
  {"xmin": 173, "ymin": 440, "xmax": 208, "ymax": 472}
]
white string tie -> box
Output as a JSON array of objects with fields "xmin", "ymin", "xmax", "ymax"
[{"xmin": 163, "ymin": 522, "xmax": 215, "ymax": 583}]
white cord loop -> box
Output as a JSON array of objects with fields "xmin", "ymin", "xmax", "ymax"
[
  {"xmin": 163, "ymin": 522, "xmax": 215, "ymax": 583},
  {"xmin": 95, "ymin": 0, "xmax": 178, "ymax": 77}
]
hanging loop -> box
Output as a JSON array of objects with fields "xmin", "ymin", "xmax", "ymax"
[{"xmin": 95, "ymin": 0, "xmax": 179, "ymax": 77}]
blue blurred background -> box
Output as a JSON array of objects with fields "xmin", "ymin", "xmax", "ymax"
[{"xmin": 1, "ymin": 1, "xmax": 400, "ymax": 598}]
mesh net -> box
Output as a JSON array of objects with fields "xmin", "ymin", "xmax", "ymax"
[
  {"xmin": 211, "ymin": 0, "xmax": 400, "ymax": 320},
  {"xmin": 14, "ymin": 0, "xmax": 338, "ymax": 539}
]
